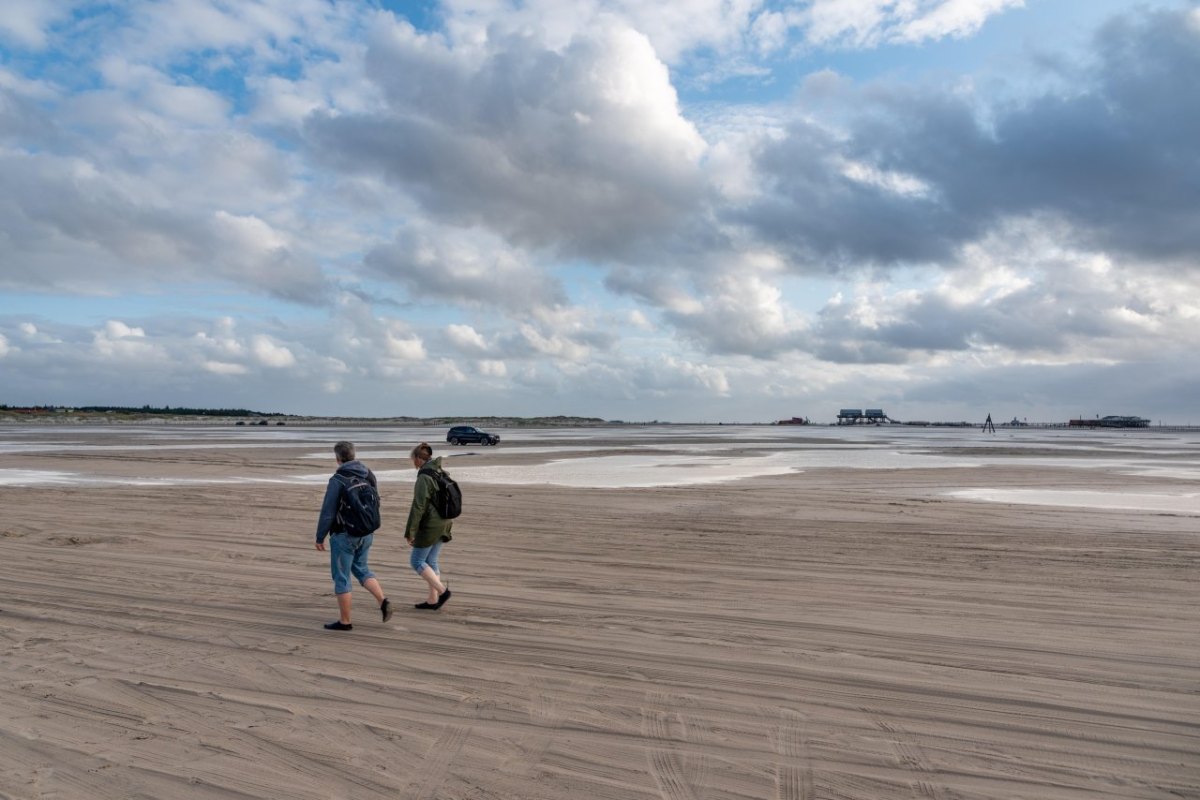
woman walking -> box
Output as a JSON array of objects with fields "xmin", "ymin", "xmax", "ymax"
[{"xmin": 405, "ymin": 442, "xmax": 452, "ymax": 610}]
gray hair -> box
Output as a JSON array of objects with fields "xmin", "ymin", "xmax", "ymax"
[{"xmin": 333, "ymin": 441, "xmax": 356, "ymax": 462}]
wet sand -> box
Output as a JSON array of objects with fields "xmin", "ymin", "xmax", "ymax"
[{"xmin": 1, "ymin": 427, "xmax": 1197, "ymax": 799}]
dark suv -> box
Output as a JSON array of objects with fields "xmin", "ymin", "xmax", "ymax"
[{"xmin": 446, "ymin": 425, "xmax": 500, "ymax": 446}]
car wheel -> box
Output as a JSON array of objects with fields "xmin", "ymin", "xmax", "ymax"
[{"xmin": 449, "ymin": 437, "xmax": 459, "ymax": 445}]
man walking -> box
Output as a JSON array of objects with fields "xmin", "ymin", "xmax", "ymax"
[{"xmin": 315, "ymin": 440, "xmax": 392, "ymax": 630}]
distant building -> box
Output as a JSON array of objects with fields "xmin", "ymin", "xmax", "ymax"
[
  {"xmin": 838, "ymin": 408, "xmax": 897, "ymax": 424},
  {"xmin": 1069, "ymin": 415, "xmax": 1150, "ymax": 428}
]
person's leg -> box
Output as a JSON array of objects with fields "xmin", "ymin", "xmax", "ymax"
[
  {"xmin": 410, "ymin": 544, "xmax": 446, "ymax": 606},
  {"xmin": 419, "ymin": 540, "xmax": 445, "ymax": 603},
  {"xmin": 350, "ymin": 535, "xmax": 386, "ymax": 605},
  {"xmin": 424, "ymin": 540, "xmax": 442, "ymax": 577},
  {"xmin": 362, "ymin": 577, "xmax": 385, "ymax": 604},
  {"xmin": 329, "ymin": 534, "xmax": 354, "ymax": 626},
  {"xmin": 428, "ymin": 540, "xmax": 450, "ymax": 608},
  {"xmin": 420, "ymin": 540, "xmax": 446, "ymax": 603},
  {"xmin": 418, "ymin": 566, "xmax": 444, "ymax": 604}
]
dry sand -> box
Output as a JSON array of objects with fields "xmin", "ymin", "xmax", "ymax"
[{"xmin": 0, "ymin": 427, "xmax": 1197, "ymax": 799}]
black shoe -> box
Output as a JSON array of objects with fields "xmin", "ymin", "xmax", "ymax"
[
  {"xmin": 414, "ymin": 602, "xmax": 437, "ymax": 610},
  {"xmin": 324, "ymin": 621, "xmax": 353, "ymax": 631},
  {"xmin": 435, "ymin": 587, "xmax": 452, "ymax": 609},
  {"xmin": 381, "ymin": 598, "xmax": 393, "ymax": 622}
]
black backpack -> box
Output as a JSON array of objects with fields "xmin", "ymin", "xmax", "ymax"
[
  {"xmin": 419, "ymin": 466, "xmax": 462, "ymax": 520},
  {"xmin": 335, "ymin": 467, "xmax": 382, "ymax": 536}
]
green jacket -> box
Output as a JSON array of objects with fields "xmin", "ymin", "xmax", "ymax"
[{"xmin": 405, "ymin": 457, "xmax": 454, "ymax": 547}]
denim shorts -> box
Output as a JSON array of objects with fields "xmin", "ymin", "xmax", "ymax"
[
  {"xmin": 409, "ymin": 540, "xmax": 443, "ymax": 575},
  {"xmin": 329, "ymin": 532, "xmax": 376, "ymax": 594}
]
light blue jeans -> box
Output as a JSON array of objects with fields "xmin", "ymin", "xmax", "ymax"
[
  {"xmin": 410, "ymin": 540, "xmax": 443, "ymax": 576},
  {"xmin": 329, "ymin": 532, "xmax": 376, "ymax": 594}
]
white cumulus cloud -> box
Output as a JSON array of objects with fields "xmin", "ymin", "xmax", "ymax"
[
  {"xmin": 446, "ymin": 324, "xmax": 489, "ymax": 352},
  {"xmin": 251, "ymin": 335, "xmax": 296, "ymax": 368},
  {"xmin": 203, "ymin": 360, "xmax": 249, "ymax": 375}
]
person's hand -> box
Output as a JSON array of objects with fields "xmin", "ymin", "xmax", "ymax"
[
  {"xmin": 405, "ymin": 536, "xmax": 414, "ymax": 548},
  {"xmin": 315, "ymin": 540, "xmax": 325, "ymax": 551}
]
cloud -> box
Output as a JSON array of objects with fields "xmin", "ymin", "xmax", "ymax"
[
  {"xmin": 0, "ymin": 1, "xmax": 81, "ymax": 48},
  {"xmin": 479, "ymin": 359, "xmax": 507, "ymax": 377},
  {"xmin": 746, "ymin": 7, "xmax": 1200, "ymax": 272},
  {"xmin": 91, "ymin": 320, "xmax": 169, "ymax": 363},
  {"xmin": 250, "ymin": 335, "xmax": 297, "ymax": 368},
  {"xmin": 662, "ymin": 356, "xmax": 730, "ymax": 394},
  {"xmin": 15, "ymin": 322, "xmax": 62, "ymax": 344},
  {"xmin": 0, "ymin": 332, "xmax": 9, "ymax": 357},
  {"xmin": 203, "ymin": 360, "xmax": 249, "ymax": 376},
  {"xmin": 438, "ymin": 0, "xmax": 761, "ymax": 63},
  {"xmin": 0, "ymin": 1, "xmax": 349, "ymax": 305},
  {"xmin": 193, "ymin": 318, "xmax": 246, "ymax": 361},
  {"xmin": 802, "ymin": 0, "xmax": 1026, "ymax": 48},
  {"xmin": 0, "ymin": 123, "xmax": 326, "ymax": 303},
  {"xmin": 806, "ymin": 224, "xmax": 1200, "ymax": 365},
  {"xmin": 437, "ymin": 1, "xmax": 1023, "ymax": 63},
  {"xmin": 307, "ymin": 16, "xmax": 707, "ymax": 261},
  {"xmin": 364, "ymin": 223, "xmax": 566, "ymax": 312},
  {"xmin": 383, "ymin": 328, "xmax": 426, "ymax": 361},
  {"xmin": 663, "ymin": 271, "xmax": 810, "ymax": 358},
  {"xmin": 517, "ymin": 323, "xmax": 591, "ymax": 362},
  {"xmin": 445, "ymin": 324, "xmax": 488, "ymax": 352},
  {"xmin": 894, "ymin": 0, "xmax": 1025, "ymax": 44}
]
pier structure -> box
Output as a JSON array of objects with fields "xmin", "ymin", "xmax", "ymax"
[{"xmin": 1069, "ymin": 415, "xmax": 1150, "ymax": 428}]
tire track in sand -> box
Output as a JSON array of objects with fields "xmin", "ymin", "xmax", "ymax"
[
  {"xmin": 767, "ymin": 707, "xmax": 814, "ymax": 800},
  {"xmin": 405, "ymin": 724, "xmax": 471, "ymax": 800},
  {"xmin": 642, "ymin": 691, "xmax": 709, "ymax": 800},
  {"xmin": 500, "ymin": 679, "xmax": 591, "ymax": 778},
  {"xmin": 871, "ymin": 715, "xmax": 944, "ymax": 800}
]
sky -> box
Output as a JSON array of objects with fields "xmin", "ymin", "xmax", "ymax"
[{"xmin": 1, "ymin": 0, "xmax": 1198, "ymax": 423}]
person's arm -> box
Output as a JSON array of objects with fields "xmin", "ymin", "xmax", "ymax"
[
  {"xmin": 315, "ymin": 474, "xmax": 342, "ymax": 546},
  {"xmin": 405, "ymin": 471, "xmax": 433, "ymax": 540}
]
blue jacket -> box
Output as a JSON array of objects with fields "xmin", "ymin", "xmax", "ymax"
[{"xmin": 316, "ymin": 460, "xmax": 376, "ymax": 543}]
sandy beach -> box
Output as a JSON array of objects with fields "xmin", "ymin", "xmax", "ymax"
[{"xmin": 1, "ymin": 425, "xmax": 1197, "ymax": 799}]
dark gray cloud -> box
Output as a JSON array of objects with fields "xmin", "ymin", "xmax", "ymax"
[
  {"xmin": 748, "ymin": 119, "xmax": 970, "ymax": 268},
  {"xmin": 749, "ymin": 7, "xmax": 1200, "ymax": 272},
  {"xmin": 0, "ymin": 84, "xmax": 58, "ymax": 144}
]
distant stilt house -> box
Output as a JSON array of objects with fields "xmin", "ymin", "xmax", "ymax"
[{"xmin": 838, "ymin": 408, "xmax": 899, "ymax": 425}]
